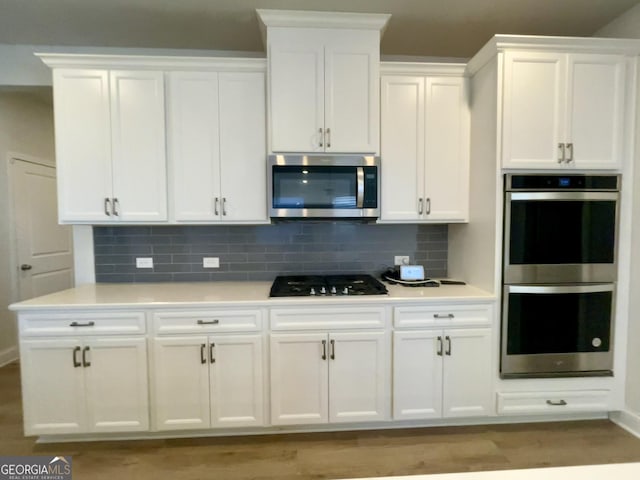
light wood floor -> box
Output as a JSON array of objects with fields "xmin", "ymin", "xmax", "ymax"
[{"xmin": 2, "ymin": 361, "xmax": 640, "ymax": 480}]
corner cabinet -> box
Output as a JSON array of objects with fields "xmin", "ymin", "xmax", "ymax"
[
  {"xmin": 167, "ymin": 66, "xmax": 267, "ymax": 223},
  {"xmin": 380, "ymin": 65, "xmax": 470, "ymax": 222},
  {"xmin": 501, "ymin": 51, "xmax": 626, "ymax": 169},
  {"xmin": 258, "ymin": 10, "xmax": 390, "ymax": 154},
  {"xmin": 50, "ymin": 67, "xmax": 167, "ymax": 223}
]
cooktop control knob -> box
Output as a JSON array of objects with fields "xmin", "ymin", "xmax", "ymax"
[
  {"xmin": 320, "ymin": 286, "xmax": 326, "ymax": 295},
  {"xmin": 310, "ymin": 287, "xmax": 316, "ymax": 295},
  {"xmin": 343, "ymin": 287, "xmax": 349, "ymax": 295},
  {"xmin": 330, "ymin": 286, "xmax": 337, "ymax": 295}
]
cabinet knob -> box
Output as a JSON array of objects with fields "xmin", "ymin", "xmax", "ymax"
[{"xmin": 20, "ymin": 264, "xmax": 33, "ymax": 271}]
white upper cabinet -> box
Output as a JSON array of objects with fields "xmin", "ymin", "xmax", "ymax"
[
  {"xmin": 52, "ymin": 67, "xmax": 166, "ymax": 223},
  {"xmin": 502, "ymin": 51, "xmax": 625, "ymax": 169},
  {"xmin": 167, "ymin": 67, "xmax": 267, "ymax": 223},
  {"xmin": 380, "ymin": 66, "xmax": 470, "ymax": 222},
  {"xmin": 259, "ymin": 10, "xmax": 389, "ymax": 154}
]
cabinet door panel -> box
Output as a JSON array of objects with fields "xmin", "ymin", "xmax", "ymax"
[
  {"xmin": 153, "ymin": 336, "xmax": 210, "ymax": 430},
  {"xmin": 219, "ymin": 72, "xmax": 268, "ymax": 222},
  {"xmin": 392, "ymin": 330, "xmax": 442, "ymax": 419},
  {"xmin": 566, "ymin": 54, "xmax": 625, "ymax": 169},
  {"xmin": 270, "ymin": 333, "xmax": 328, "ymax": 425},
  {"xmin": 329, "ymin": 331, "xmax": 389, "ymax": 423},
  {"xmin": 424, "ymin": 77, "xmax": 469, "ymax": 221},
  {"xmin": 168, "ymin": 72, "xmax": 221, "ymax": 221},
  {"xmin": 380, "ymin": 76, "xmax": 424, "ymax": 221},
  {"xmin": 110, "ymin": 70, "xmax": 167, "ymax": 221},
  {"xmin": 269, "ymin": 28, "xmax": 324, "ymax": 152},
  {"xmin": 325, "ymin": 30, "xmax": 379, "ymax": 153},
  {"xmin": 20, "ymin": 338, "xmax": 86, "ymax": 435},
  {"xmin": 53, "ymin": 69, "xmax": 112, "ymax": 222},
  {"xmin": 210, "ymin": 334, "xmax": 264, "ymax": 427},
  {"xmin": 442, "ymin": 328, "xmax": 492, "ymax": 417},
  {"xmin": 502, "ymin": 51, "xmax": 565, "ymax": 168},
  {"xmin": 84, "ymin": 336, "xmax": 149, "ymax": 432}
]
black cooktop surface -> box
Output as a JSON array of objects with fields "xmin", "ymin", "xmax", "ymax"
[{"xmin": 270, "ymin": 274, "xmax": 388, "ymax": 297}]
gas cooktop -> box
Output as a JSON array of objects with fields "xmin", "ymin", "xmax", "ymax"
[{"xmin": 269, "ymin": 274, "xmax": 388, "ymax": 297}]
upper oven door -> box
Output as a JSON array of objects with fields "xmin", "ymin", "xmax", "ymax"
[
  {"xmin": 268, "ymin": 155, "xmax": 379, "ymax": 218},
  {"xmin": 504, "ymin": 191, "xmax": 619, "ymax": 284}
]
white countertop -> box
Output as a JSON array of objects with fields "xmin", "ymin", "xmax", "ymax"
[
  {"xmin": 9, "ymin": 280, "xmax": 495, "ymax": 311},
  {"xmin": 336, "ymin": 463, "xmax": 640, "ymax": 480}
]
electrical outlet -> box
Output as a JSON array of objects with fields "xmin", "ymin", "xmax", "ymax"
[
  {"xmin": 394, "ymin": 255, "xmax": 410, "ymax": 266},
  {"xmin": 203, "ymin": 257, "xmax": 220, "ymax": 268},
  {"xmin": 136, "ymin": 257, "xmax": 154, "ymax": 269}
]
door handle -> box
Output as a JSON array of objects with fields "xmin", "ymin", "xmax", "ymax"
[
  {"xmin": 445, "ymin": 336, "xmax": 452, "ymax": 356},
  {"xmin": 425, "ymin": 198, "xmax": 431, "ymax": 215},
  {"xmin": 20, "ymin": 264, "xmax": 33, "ymax": 271},
  {"xmin": 214, "ymin": 197, "xmax": 220, "ymax": 216},
  {"xmin": 210, "ymin": 343, "xmax": 215, "ymax": 363},
  {"xmin": 326, "ymin": 128, "xmax": 331, "ymax": 148},
  {"xmin": 436, "ymin": 336, "xmax": 443, "ymax": 356},
  {"xmin": 200, "ymin": 344, "xmax": 207, "ymax": 364},
  {"xmin": 565, "ymin": 143, "xmax": 574, "ymax": 163},
  {"xmin": 418, "ymin": 198, "xmax": 424, "ymax": 215},
  {"xmin": 222, "ymin": 198, "xmax": 227, "ymax": 216},
  {"xmin": 319, "ymin": 127, "xmax": 324, "ymax": 147},
  {"xmin": 104, "ymin": 198, "xmax": 111, "ymax": 216},
  {"xmin": 82, "ymin": 346, "xmax": 91, "ymax": 367},
  {"xmin": 557, "ymin": 143, "xmax": 565, "ymax": 163},
  {"xmin": 72, "ymin": 346, "xmax": 82, "ymax": 368},
  {"xmin": 321, "ymin": 339, "xmax": 327, "ymax": 360},
  {"xmin": 356, "ymin": 167, "xmax": 365, "ymax": 208},
  {"xmin": 330, "ymin": 339, "xmax": 335, "ymax": 360},
  {"xmin": 112, "ymin": 197, "xmax": 120, "ymax": 216}
]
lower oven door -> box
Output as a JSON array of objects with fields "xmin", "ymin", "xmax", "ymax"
[{"xmin": 501, "ymin": 283, "xmax": 614, "ymax": 378}]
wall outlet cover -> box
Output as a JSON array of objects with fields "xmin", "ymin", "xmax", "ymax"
[
  {"xmin": 394, "ymin": 255, "xmax": 410, "ymax": 266},
  {"xmin": 203, "ymin": 257, "xmax": 220, "ymax": 268},
  {"xmin": 136, "ymin": 257, "xmax": 153, "ymax": 269}
]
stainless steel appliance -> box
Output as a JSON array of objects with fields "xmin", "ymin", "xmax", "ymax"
[
  {"xmin": 501, "ymin": 174, "xmax": 620, "ymax": 378},
  {"xmin": 269, "ymin": 274, "xmax": 388, "ymax": 297},
  {"xmin": 268, "ymin": 155, "xmax": 380, "ymax": 220}
]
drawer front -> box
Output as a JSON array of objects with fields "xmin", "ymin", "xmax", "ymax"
[
  {"xmin": 496, "ymin": 390, "xmax": 611, "ymax": 415},
  {"xmin": 394, "ymin": 304, "xmax": 492, "ymax": 328},
  {"xmin": 270, "ymin": 306, "xmax": 387, "ymax": 331},
  {"xmin": 153, "ymin": 309, "xmax": 263, "ymax": 334},
  {"xmin": 19, "ymin": 311, "xmax": 146, "ymax": 336}
]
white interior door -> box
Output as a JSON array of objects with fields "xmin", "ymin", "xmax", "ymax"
[{"xmin": 10, "ymin": 158, "xmax": 74, "ymax": 300}]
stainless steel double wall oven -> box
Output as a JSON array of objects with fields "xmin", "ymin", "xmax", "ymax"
[{"xmin": 501, "ymin": 174, "xmax": 620, "ymax": 378}]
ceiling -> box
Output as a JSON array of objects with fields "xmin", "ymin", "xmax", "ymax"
[{"xmin": 0, "ymin": 0, "xmax": 638, "ymax": 58}]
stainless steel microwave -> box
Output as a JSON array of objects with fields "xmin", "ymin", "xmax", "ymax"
[{"xmin": 268, "ymin": 155, "xmax": 380, "ymax": 220}]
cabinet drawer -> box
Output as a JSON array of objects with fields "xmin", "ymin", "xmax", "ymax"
[
  {"xmin": 19, "ymin": 311, "xmax": 146, "ymax": 336},
  {"xmin": 394, "ymin": 304, "xmax": 492, "ymax": 328},
  {"xmin": 496, "ymin": 390, "xmax": 611, "ymax": 415},
  {"xmin": 153, "ymin": 309, "xmax": 262, "ymax": 334},
  {"xmin": 270, "ymin": 306, "xmax": 387, "ymax": 331}
]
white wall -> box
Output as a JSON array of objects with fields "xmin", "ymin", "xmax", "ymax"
[
  {"xmin": 595, "ymin": 5, "xmax": 640, "ymax": 420},
  {"xmin": 0, "ymin": 91, "xmax": 55, "ymax": 366}
]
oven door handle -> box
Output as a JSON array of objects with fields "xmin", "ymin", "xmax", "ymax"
[
  {"xmin": 509, "ymin": 192, "xmax": 619, "ymax": 201},
  {"xmin": 356, "ymin": 167, "xmax": 365, "ymax": 208},
  {"xmin": 506, "ymin": 284, "xmax": 614, "ymax": 295}
]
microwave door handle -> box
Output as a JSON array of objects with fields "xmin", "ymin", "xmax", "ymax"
[{"xmin": 356, "ymin": 167, "xmax": 365, "ymax": 208}]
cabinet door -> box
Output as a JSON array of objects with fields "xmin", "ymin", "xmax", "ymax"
[
  {"xmin": 167, "ymin": 72, "xmax": 221, "ymax": 221},
  {"xmin": 565, "ymin": 54, "xmax": 625, "ymax": 169},
  {"xmin": 110, "ymin": 70, "xmax": 167, "ymax": 221},
  {"xmin": 328, "ymin": 331, "xmax": 389, "ymax": 423},
  {"xmin": 268, "ymin": 28, "xmax": 325, "ymax": 152},
  {"xmin": 218, "ymin": 72, "xmax": 268, "ymax": 222},
  {"xmin": 209, "ymin": 334, "xmax": 264, "ymax": 427},
  {"xmin": 502, "ymin": 51, "xmax": 565, "ymax": 168},
  {"xmin": 84, "ymin": 336, "xmax": 149, "ymax": 433},
  {"xmin": 424, "ymin": 77, "xmax": 469, "ymax": 221},
  {"xmin": 53, "ymin": 69, "xmax": 113, "ymax": 222},
  {"xmin": 324, "ymin": 30, "xmax": 379, "ymax": 153},
  {"xmin": 20, "ymin": 338, "xmax": 86, "ymax": 435},
  {"xmin": 442, "ymin": 328, "xmax": 492, "ymax": 418},
  {"xmin": 153, "ymin": 336, "xmax": 211, "ymax": 430},
  {"xmin": 392, "ymin": 330, "xmax": 442, "ymax": 420},
  {"xmin": 270, "ymin": 333, "xmax": 328, "ymax": 425},
  {"xmin": 380, "ymin": 75, "xmax": 424, "ymax": 221}
]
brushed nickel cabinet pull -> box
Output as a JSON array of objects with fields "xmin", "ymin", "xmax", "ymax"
[
  {"xmin": 222, "ymin": 198, "xmax": 227, "ymax": 216},
  {"xmin": 546, "ymin": 399, "xmax": 567, "ymax": 406},
  {"xmin": 319, "ymin": 128, "xmax": 323, "ymax": 147},
  {"xmin": 210, "ymin": 343, "xmax": 216, "ymax": 363},
  {"xmin": 425, "ymin": 198, "xmax": 431, "ymax": 215},
  {"xmin": 330, "ymin": 339, "xmax": 335, "ymax": 360},
  {"xmin": 436, "ymin": 336, "xmax": 443, "ymax": 356},
  {"xmin": 445, "ymin": 336, "xmax": 452, "ymax": 356},
  {"xmin": 558, "ymin": 143, "xmax": 565, "ymax": 163},
  {"xmin": 82, "ymin": 346, "xmax": 91, "ymax": 367},
  {"xmin": 112, "ymin": 197, "xmax": 120, "ymax": 216},
  {"xmin": 433, "ymin": 314, "xmax": 454, "ymax": 319},
  {"xmin": 418, "ymin": 198, "xmax": 424, "ymax": 215},
  {"xmin": 321, "ymin": 339, "xmax": 327, "ymax": 360},
  {"xmin": 197, "ymin": 319, "xmax": 220, "ymax": 325},
  {"xmin": 566, "ymin": 143, "xmax": 574, "ymax": 163},
  {"xmin": 104, "ymin": 198, "xmax": 111, "ymax": 216},
  {"xmin": 326, "ymin": 128, "xmax": 331, "ymax": 148},
  {"xmin": 72, "ymin": 346, "xmax": 82, "ymax": 368},
  {"xmin": 200, "ymin": 344, "xmax": 207, "ymax": 364},
  {"xmin": 70, "ymin": 321, "xmax": 95, "ymax": 327},
  {"xmin": 214, "ymin": 197, "xmax": 220, "ymax": 216}
]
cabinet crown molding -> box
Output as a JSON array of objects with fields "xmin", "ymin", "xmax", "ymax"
[
  {"xmin": 256, "ymin": 9, "xmax": 391, "ymax": 47},
  {"xmin": 467, "ymin": 34, "xmax": 640, "ymax": 76},
  {"xmin": 381, "ymin": 62, "xmax": 467, "ymax": 76},
  {"xmin": 36, "ymin": 53, "xmax": 266, "ymax": 72}
]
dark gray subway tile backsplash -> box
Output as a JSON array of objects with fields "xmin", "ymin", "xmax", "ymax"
[{"xmin": 94, "ymin": 224, "xmax": 448, "ymax": 283}]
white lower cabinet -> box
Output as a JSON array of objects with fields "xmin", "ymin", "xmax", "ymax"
[
  {"xmin": 153, "ymin": 334, "xmax": 264, "ymax": 430},
  {"xmin": 20, "ymin": 336, "xmax": 149, "ymax": 435},
  {"xmin": 393, "ymin": 303, "xmax": 494, "ymax": 421},
  {"xmin": 270, "ymin": 331, "xmax": 389, "ymax": 426}
]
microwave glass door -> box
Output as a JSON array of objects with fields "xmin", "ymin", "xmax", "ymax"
[{"xmin": 272, "ymin": 166, "xmax": 358, "ymax": 209}]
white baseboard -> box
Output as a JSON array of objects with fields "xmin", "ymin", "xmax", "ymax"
[
  {"xmin": 610, "ymin": 409, "xmax": 640, "ymax": 438},
  {"xmin": 0, "ymin": 346, "xmax": 18, "ymax": 368}
]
